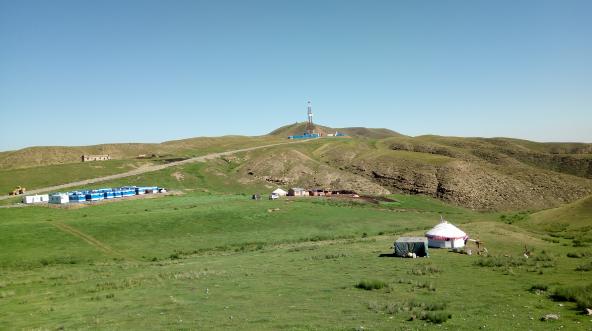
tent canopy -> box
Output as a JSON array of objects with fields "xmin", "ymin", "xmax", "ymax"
[
  {"xmin": 425, "ymin": 221, "xmax": 467, "ymax": 240},
  {"xmin": 394, "ymin": 237, "xmax": 429, "ymax": 257}
]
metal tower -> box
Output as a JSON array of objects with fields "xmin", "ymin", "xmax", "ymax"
[{"xmin": 306, "ymin": 101, "xmax": 314, "ymax": 134}]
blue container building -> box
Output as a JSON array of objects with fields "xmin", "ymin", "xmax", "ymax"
[
  {"xmin": 85, "ymin": 191, "xmax": 104, "ymax": 201},
  {"xmin": 288, "ymin": 133, "xmax": 320, "ymax": 139},
  {"xmin": 120, "ymin": 188, "xmax": 135, "ymax": 197},
  {"xmin": 68, "ymin": 192, "xmax": 86, "ymax": 202}
]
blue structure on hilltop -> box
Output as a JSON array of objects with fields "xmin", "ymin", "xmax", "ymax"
[{"xmin": 288, "ymin": 133, "xmax": 320, "ymax": 140}]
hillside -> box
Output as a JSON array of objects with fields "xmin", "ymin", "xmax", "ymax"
[
  {"xmin": 1, "ymin": 124, "xmax": 592, "ymax": 211},
  {"xmin": 523, "ymin": 195, "xmax": 592, "ymax": 243},
  {"xmin": 0, "ymin": 135, "xmax": 280, "ymax": 170},
  {"xmin": 269, "ymin": 122, "xmax": 404, "ymax": 139}
]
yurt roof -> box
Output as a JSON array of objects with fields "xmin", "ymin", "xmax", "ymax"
[
  {"xmin": 425, "ymin": 221, "xmax": 467, "ymax": 240},
  {"xmin": 272, "ymin": 188, "xmax": 287, "ymax": 194}
]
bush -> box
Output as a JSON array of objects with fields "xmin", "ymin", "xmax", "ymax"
[
  {"xmin": 410, "ymin": 265, "xmax": 442, "ymax": 275},
  {"xmin": 356, "ymin": 279, "xmax": 387, "ymax": 291},
  {"xmin": 475, "ymin": 255, "xmax": 526, "ymax": 268},
  {"xmin": 575, "ymin": 262, "xmax": 592, "ymax": 271},
  {"xmin": 425, "ymin": 302, "xmax": 447, "ymax": 311},
  {"xmin": 551, "ymin": 284, "xmax": 592, "ymax": 310},
  {"xmin": 420, "ymin": 311, "xmax": 451, "ymax": 323},
  {"xmin": 499, "ymin": 212, "xmax": 528, "ymax": 224},
  {"xmin": 532, "ymin": 251, "xmax": 554, "ymax": 262},
  {"xmin": 529, "ymin": 284, "xmax": 548, "ymax": 292},
  {"xmin": 572, "ymin": 239, "xmax": 590, "ymax": 247},
  {"xmin": 567, "ymin": 251, "xmax": 592, "ymax": 258}
]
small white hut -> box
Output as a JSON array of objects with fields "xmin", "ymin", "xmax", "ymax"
[
  {"xmin": 425, "ymin": 218, "xmax": 468, "ymax": 249},
  {"xmin": 49, "ymin": 193, "xmax": 69, "ymax": 204},
  {"xmin": 272, "ymin": 188, "xmax": 288, "ymax": 196},
  {"xmin": 23, "ymin": 194, "xmax": 49, "ymax": 204}
]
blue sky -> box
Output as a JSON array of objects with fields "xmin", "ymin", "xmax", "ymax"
[{"xmin": 1, "ymin": 0, "xmax": 591, "ymax": 151}]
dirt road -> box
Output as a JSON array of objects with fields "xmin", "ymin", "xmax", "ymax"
[{"xmin": 0, "ymin": 139, "xmax": 311, "ymax": 201}]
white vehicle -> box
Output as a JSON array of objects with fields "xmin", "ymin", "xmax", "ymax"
[{"xmin": 269, "ymin": 193, "xmax": 279, "ymax": 200}]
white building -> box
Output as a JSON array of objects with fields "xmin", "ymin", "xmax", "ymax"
[
  {"xmin": 272, "ymin": 188, "xmax": 288, "ymax": 196},
  {"xmin": 49, "ymin": 193, "xmax": 69, "ymax": 204},
  {"xmin": 23, "ymin": 194, "xmax": 49, "ymax": 204},
  {"xmin": 425, "ymin": 219, "xmax": 468, "ymax": 249}
]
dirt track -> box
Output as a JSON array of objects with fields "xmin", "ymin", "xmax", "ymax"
[{"xmin": 0, "ymin": 139, "xmax": 312, "ymax": 201}]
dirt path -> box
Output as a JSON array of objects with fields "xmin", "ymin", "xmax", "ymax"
[
  {"xmin": 51, "ymin": 222, "xmax": 135, "ymax": 261},
  {"xmin": 0, "ymin": 139, "xmax": 313, "ymax": 201}
]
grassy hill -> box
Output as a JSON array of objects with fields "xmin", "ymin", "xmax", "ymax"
[
  {"xmin": 269, "ymin": 122, "xmax": 404, "ymax": 139},
  {"xmin": 1, "ymin": 124, "xmax": 592, "ymax": 329},
  {"xmin": 522, "ymin": 195, "xmax": 592, "ymax": 244},
  {"xmin": 1, "ymin": 124, "xmax": 591, "ymax": 211},
  {"xmin": 0, "ymin": 135, "xmax": 281, "ymax": 170}
]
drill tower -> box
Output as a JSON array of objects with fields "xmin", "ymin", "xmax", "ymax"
[{"xmin": 306, "ymin": 101, "xmax": 314, "ymax": 134}]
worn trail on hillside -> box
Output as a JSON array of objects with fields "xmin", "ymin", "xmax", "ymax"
[
  {"xmin": 51, "ymin": 222, "xmax": 134, "ymax": 261},
  {"xmin": 0, "ymin": 139, "xmax": 312, "ymax": 200}
]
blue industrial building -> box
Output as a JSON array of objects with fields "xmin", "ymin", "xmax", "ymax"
[
  {"xmin": 288, "ymin": 133, "xmax": 321, "ymax": 139},
  {"xmin": 53, "ymin": 186, "xmax": 163, "ymax": 204},
  {"xmin": 68, "ymin": 192, "xmax": 86, "ymax": 202}
]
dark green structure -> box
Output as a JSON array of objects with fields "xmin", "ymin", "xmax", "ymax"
[{"xmin": 394, "ymin": 237, "xmax": 429, "ymax": 257}]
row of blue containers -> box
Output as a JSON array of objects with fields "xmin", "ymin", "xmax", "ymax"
[
  {"xmin": 288, "ymin": 133, "xmax": 321, "ymax": 139},
  {"xmin": 287, "ymin": 132, "xmax": 346, "ymax": 139},
  {"xmin": 68, "ymin": 186, "xmax": 161, "ymax": 202}
]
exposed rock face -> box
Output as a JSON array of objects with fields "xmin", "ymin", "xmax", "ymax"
[
  {"xmin": 238, "ymin": 149, "xmax": 390, "ymax": 195},
  {"xmin": 315, "ymin": 139, "xmax": 592, "ymax": 211}
]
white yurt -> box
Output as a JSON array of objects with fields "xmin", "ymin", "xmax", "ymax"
[
  {"xmin": 272, "ymin": 188, "xmax": 288, "ymax": 196},
  {"xmin": 425, "ymin": 218, "xmax": 468, "ymax": 249}
]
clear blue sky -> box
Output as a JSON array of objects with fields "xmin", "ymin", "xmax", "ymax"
[{"xmin": 1, "ymin": 0, "xmax": 591, "ymax": 151}]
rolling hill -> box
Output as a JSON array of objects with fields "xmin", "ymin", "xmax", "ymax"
[{"xmin": 1, "ymin": 123, "xmax": 591, "ymax": 211}]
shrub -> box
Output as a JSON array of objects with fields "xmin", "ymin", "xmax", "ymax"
[
  {"xmin": 532, "ymin": 251, "xmax": 554, "ymax": 262},
  {"xmin": 356, "ymin": 279, "xmax": 387, "ymax": 291},
  {"xmin": 551, "ymin": 284, "xmax": 592, "ymax": 310},
  {"xmin": 425, "ymin": 302, "xmax": 447, "ymax": 311},
  {"xmin": 420, "ymin": 311, "xmax": 451, "ymax": 324},
  {"xmin": 412, "ymin": 281, "xmax": 436, "ymax": 292},
  {"xmin": 499, "ymin": 212, "xmax": 528, "ymax": 224},
  {"xmin": 529, "ymin": 284, "xmax": 548, "ymax": 292},
  {"xmin": 475, "ymin": 256, "xmax": 526, "ymax": 268},
  {"xmin": 410, "ymin": 265, "xmax": 442, "ymax": 275},
  {"xmin": 575, "ymin": 262, "xmax": 592, "ymax": 272},
  {"xmin": 573, "ymin": 239, "xmax": 590, "ymax": 247},
  {"xmin": 567, "ymin": 251, "xmax": 592, "ymax": 258},
  {"xmin": 542, "ymin": 237, "xmax": 560, "ymax": 243}
]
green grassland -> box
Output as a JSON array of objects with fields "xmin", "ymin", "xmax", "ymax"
[
  {"xmin": 1, "ymin": 126, "xmax": 592, "ymax": 329},
  {"xmin": 0, "ymin": 159, "xmax": 155, "ymax": 194},
  {"xmin": 1, "ymin": 191, "xmax": 591, "ymax": 330}
]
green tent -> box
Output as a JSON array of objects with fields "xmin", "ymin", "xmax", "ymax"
[{"xmin": 394, "ymin": 237, "xmax": 429, "ymax": 257}]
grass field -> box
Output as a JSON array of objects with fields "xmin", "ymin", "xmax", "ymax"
[
  {"xmin": 1, "ymin": 192, "xmax": 591, "ymax": 330},
  {"xmin": 0, "ymin": 159, "xmax": 155, "ymax": 194}
]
